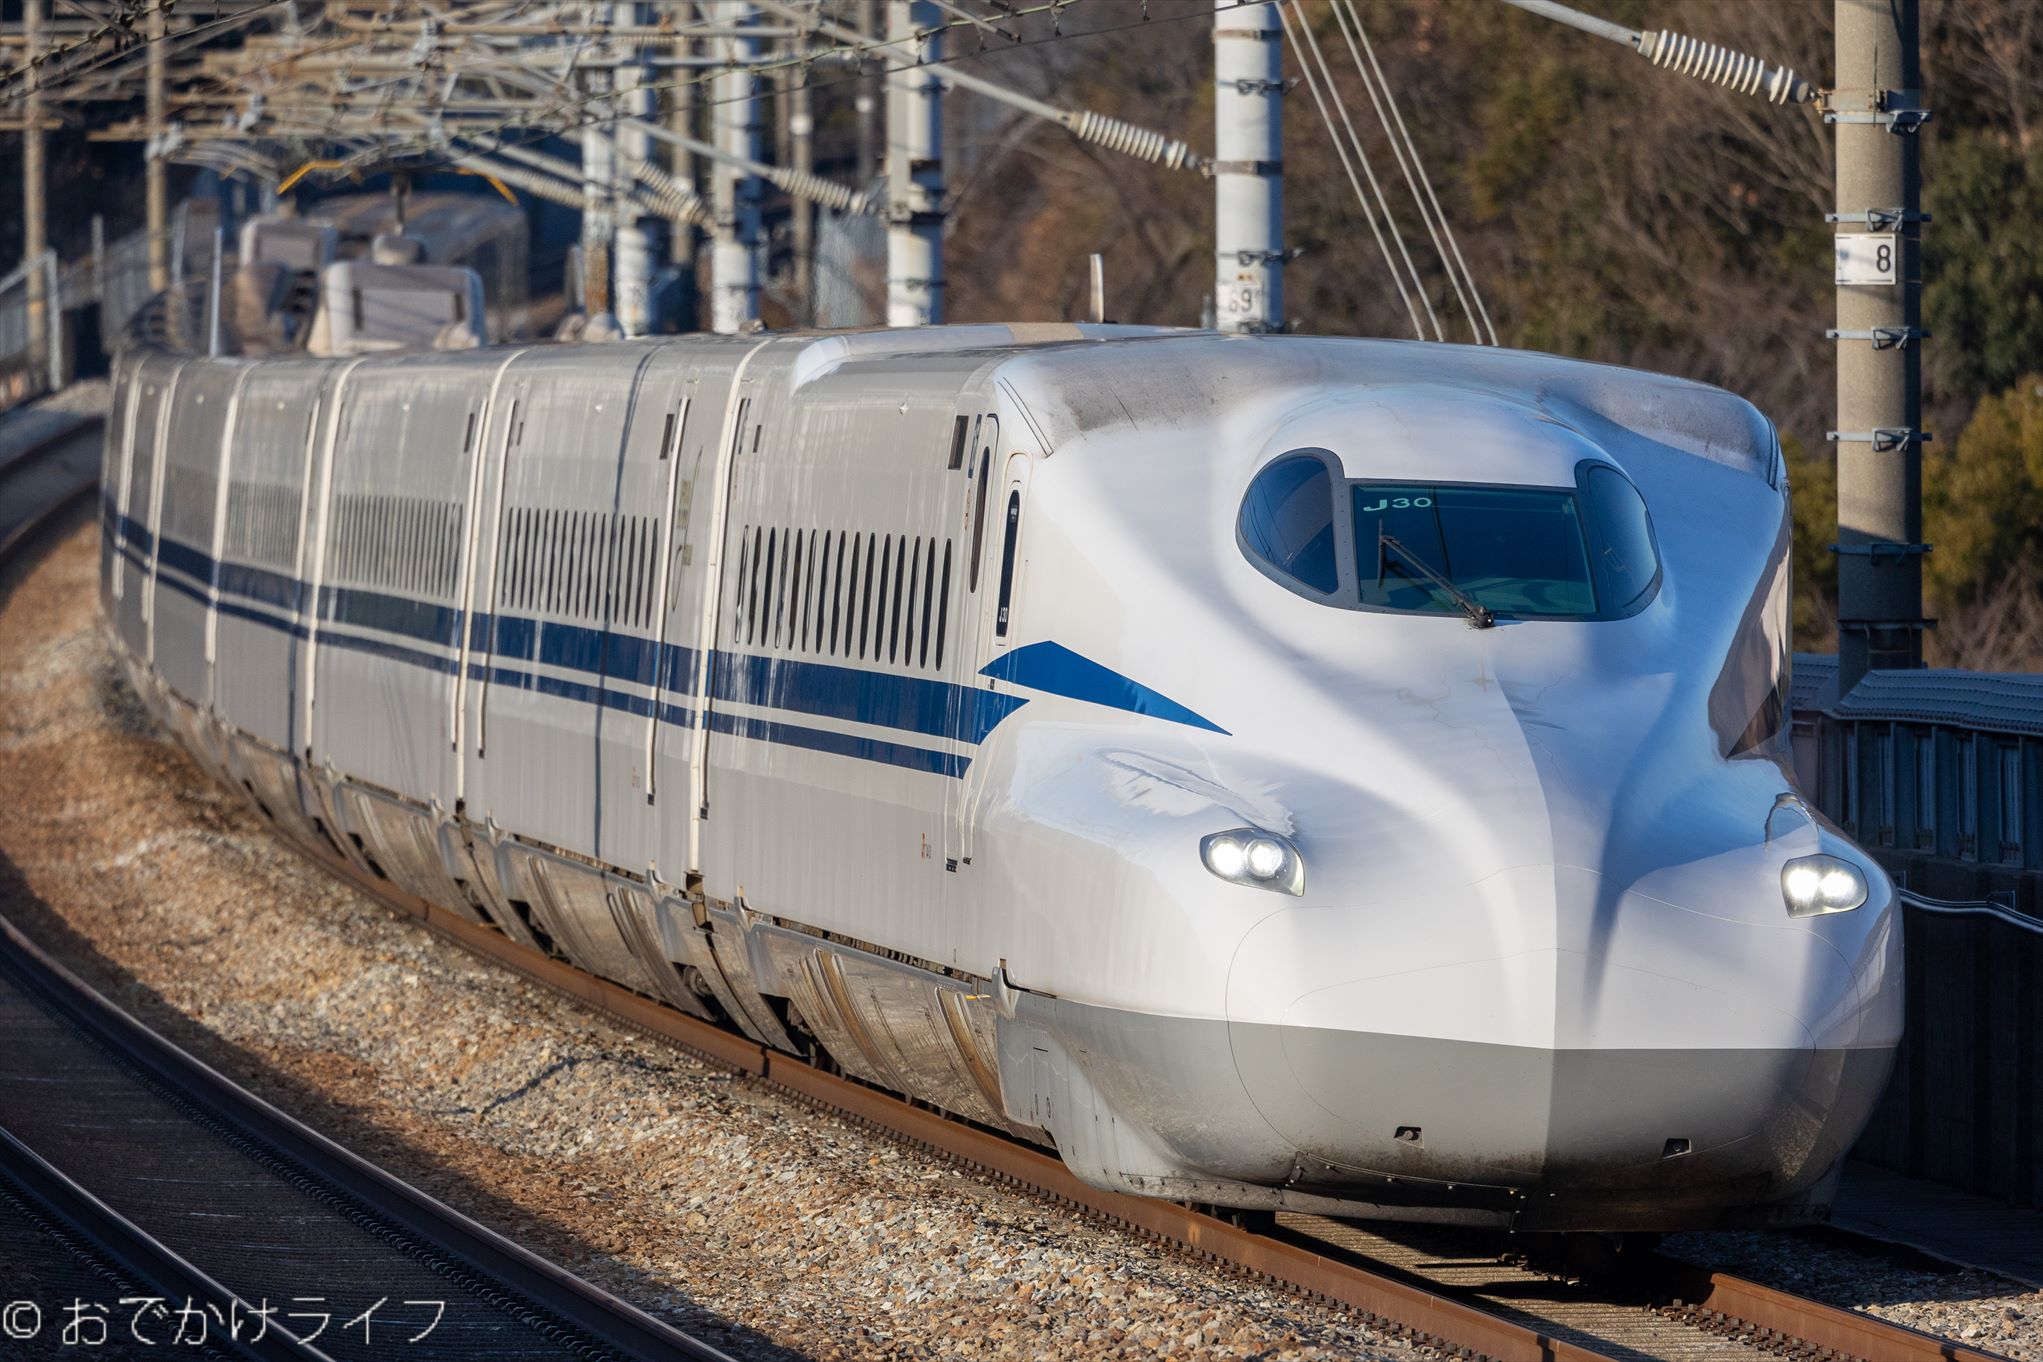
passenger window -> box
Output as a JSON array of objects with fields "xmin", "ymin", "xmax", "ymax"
[
  {"xmin": 1582, "ymin": 466, "xmax": 1659, "ymax": 610},
  {"xmin": 777, "ymin": 528, "xmax": 797, "ymax": 648},
  {"xmin": 890, "ymin": 534, "xmax": 909, "ymax": 663},
  {"xmin": 948, "ymin": 415, "xmax": 969, "ymax": 470},
  {"xmin": 934, "ymin": 540, "xmax": 952, "ymax": 668},
  {"xmin": 759, "ymin": 529, "xmax": 777, "ymax": 645},
  {"xmin": 995, "ymin": 491, "xmax": 1021, "ymax": 639},
  {"xmin": 918, "ymin": 537, "xmax": 937, "ymax": 667},
  {"xmin": 860, "ymin": 532, "xmax": 878, "ymax": 658},
  {"xmin": 788, "ymin": 529, "xmax": 806, "ymax": 649},
  {"xmin": 831, "ymin": 533, "xmax": 848, "ymax": 655},
  {"xmin": 804, "ymin": 530, "xmax": 821, "ymax": 653},
  {"xmin": 1239, "ymin": 454, "xmax": 1339, "ymax": 595},
  {"xmin": 969, "ymin": 451, "xmax": 991, "ymax": 591},
  {"xmin": 743, "ymin": 526, "xmax": 761, "ymax": 643}
]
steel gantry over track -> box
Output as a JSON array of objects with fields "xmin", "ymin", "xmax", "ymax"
[{"xmin": 0, "ymin": 0, "xmax": 1222, "ymax": 337}]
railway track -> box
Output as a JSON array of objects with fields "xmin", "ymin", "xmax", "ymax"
[
  {"xmin": 329, "ymin": 861, "xmax": 2014, "ymax": 1362},
  {"xmin": 0, "ymin": 908, "xmax": 737, "ymax": 1361},
  {"xmin": 0, "ymin": 396, "xmax": 2015, "ymax": 1362},
  {"xmin": 0, "ymin": 407, "xmax": 102, "ymax": 559},
  {"xmin": 0, "ymin": 411, "xmax": 733, "ymax": 1362}
]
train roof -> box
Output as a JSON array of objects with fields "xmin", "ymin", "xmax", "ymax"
[{"xmin": 768, "ymin": 326, "xmax": 1778, "ymax": 483}]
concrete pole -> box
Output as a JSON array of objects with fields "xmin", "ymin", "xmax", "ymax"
[
  {"xmin": 614, "ymin": 10, "xmax": 658, "ymax": 335},
  {"xmin": 146, "ymin": 3, "xmax": 170, "ymax": 292},
  {"xmin": 711, "ymin": 0, "xmax": 763, "ymax": 333},
  {"xmin": 207, "ymin": 226, "xmax": 224, "ymax": 358},
  {"xmin": 885, "ymin": 0, "xmax": 943, "ymax": 328},
  {"xmin": 667, "ymin": 28, "xmax": 698, "ymax": 327},
  {"xmin": 581, "ymin": 66, "xmax": 616, "ymax": 317},
  {"xmin": 790, "ymin": 76, "xmax": 815, "ymax": 323},
  {"xmin": 1831, "ymin": 0, "xmax": 1925, "ymax": 693},
  {"xmin": 1213, "ymin": 0, "xmax": 1284, "ymax": 334},
  {"xmin": 22, "ymin": 0, "xmax": 48, "ymax": 378},
  {"xmin": 857, "ymin": 0, "xmax": 882, "ymax": 188},
  {"xmin": 669, "ymin": 32, "xmax": 697, "ymax": 259}
]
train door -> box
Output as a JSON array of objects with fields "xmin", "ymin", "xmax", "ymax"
[
  {"xmin": 212, "ymin": 358, "xmax": 333, "ymax": 755},
  {"xmin": 458, "ymin": 361, "xmax": 530, "ymax": 767},
  {"xmin": 115, "ymin": 358, "xmax": 185, "ymax": 664},
  {"xmin": 463, "ymin": 351, "xmax": 645, "ymax": 852},
  {"xmin": 683, "ymin": 342, "xmax": 777, "ymax": 884},
  {"xmin": 592, "ymin": 352, "xmax": 697, "ymax": 875},
  {"xmin": 306, "ymin": 358, "xmax": 495, "ymax": 810},
  {"xmin": 950, "ymin": 441, "xmax": 1033, "ymax": 875},
  {"xmin": 940, "ymin": 407, "xmax": 1001, "ymax": 878},
  {"xmin": 99, "ymin": 359, "xmax": 144, "ymax": 621},
  {"xmin": 292, "ymin": 358, "xmax": 366, "ymax": 763},
  {"xmin": 649, "ymin": 349, "xmax": 759, "ymax": 886}
]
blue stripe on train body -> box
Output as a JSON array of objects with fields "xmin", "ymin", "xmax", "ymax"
[
  {"xmin": 106, "ymin": 521, "xmax": 1229, "ymax": 772},
  {"xmin": 980, "ymin": 641, "xmax": 1230, "ymax": 736}
]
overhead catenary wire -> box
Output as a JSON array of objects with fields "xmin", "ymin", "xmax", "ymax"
[
  {"xmin": 750, "ymin": 0, "xmax": 1208, "ymax": 172},
  {"xmin": 79, "ymin": 0, "xmax": 1240, "ymax": 201},
  {"xmin": 1275, "ymin": 0, "xmax": 1430, "ymax": 342},
  {"xmin": 2, "ymin": 0, "xmax": 293, "ymax": 99},
  {"xmin": 1330, "ymin": 0, "xmax": 1496, "ymax": 346}
]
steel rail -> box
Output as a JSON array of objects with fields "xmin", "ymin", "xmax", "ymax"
[
  {"xmin": 0, "ymin": 906, "xmax": 735, "ymax": 1362},
  {"xmin": 1643, "ymin": 1252, "xmax": 2011, "ymax": 1362},
  {"xmin": 0, "ymin": 410, "xmax": 101, "ymax": 558},
  {"xmin": 0, "ymin": 1126, "xmax": 332, "ymax": 1362},
  {"xmin": 287, "ymin": 854, "xmax": 1600, "ymax": 1362},
  {"xmin": 0, "ymin": 410, "xmax": 2008, "ymax": 1362},
  {"xmin": 297, "ymin": 840, "xmax": 2011, "ymax": 1362}
]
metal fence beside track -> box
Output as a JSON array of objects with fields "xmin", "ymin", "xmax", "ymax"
[
  {"xmin": 1855, "ymin": 890, "xmax": 2043, "ymax": 1211},
  {"xmin": 1791, "ymin": 653, "xmax": 2043, "ymax": 1211},
  {"xmin": 0, "ymin": 199, "xmax": 220, "ymax": 412}
]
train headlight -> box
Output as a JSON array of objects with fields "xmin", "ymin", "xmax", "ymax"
[
  {"xmin": 1201, "ymin": 829, "xmax": 1304, "ymax": 897},
  {"xmin": 1780, "ymin": 853, "xmax": 1867, "ymax": 917}
]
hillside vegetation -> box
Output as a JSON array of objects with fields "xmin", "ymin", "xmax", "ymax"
[{"xmin": 945, "ymin": 0, "xmax": 2043, "ymax": 668}]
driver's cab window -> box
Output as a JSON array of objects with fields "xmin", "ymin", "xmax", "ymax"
[{"xmin": 1238, "ymin": 454, "xmax": 1339, "ymax": 595}]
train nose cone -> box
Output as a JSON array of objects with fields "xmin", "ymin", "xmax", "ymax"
[{"xmin": 1223, "ymin": 850, "xmax": 1899, "ymax": 1230}]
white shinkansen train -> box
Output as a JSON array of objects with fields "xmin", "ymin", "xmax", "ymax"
[{"xmin": 99, "ymin": 322, "xmax": 1901, "ymax": 1232}]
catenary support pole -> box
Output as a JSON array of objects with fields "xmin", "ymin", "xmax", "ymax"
[
  {"xmin": 712, "ymin": 0, "xmax": 764, "ymax": 333},
  {"xmin": 858, "ymin": 0, "xmax": 882, "ymax": 188},
  {"xmin": 581, "ymin": 63, "xmax": 615, "ymax": 317},
  {"xmin": 1213, "ymin": 0, "xmax": 1283, "ymax": 333},
  {"xmin": 614, "ymin": 6, "xmax": 658, "ymax": 335},
  {"xmin": 886, "ymin": 0, "xmax": 944, "ymax": 327},
  {"xmin": 207, "ymin": 225, "xmax": 223, "ymax": 357},
  {"xmin": 1832, "ymin": 0, "xmax": 1926, "ymax": 693},
  {"xmin": 22, "ymin": 0, "xmax": 48, "ymax": 378},
  {"xmin": 147, "ymin": 3, "xmax": 169, "ymax": 292},
  {"xmin": 668, "ymin": 30, "xmax": 697, "ymax": 269},
  {"xmin": 790, "ymin": 74, "xmax": 815, "ymax": 323}
]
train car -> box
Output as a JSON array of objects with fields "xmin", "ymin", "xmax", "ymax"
[
  {"xmin": 302, "ymin": 191, "xmax": 530, "ymax": 341},
  {"xmin": 97, "ymin": 322, "xmax": 1902, "ymax": 1232}
]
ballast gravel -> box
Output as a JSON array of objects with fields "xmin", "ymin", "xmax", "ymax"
[{"xmin": 0, "ymin": 521, "xmax": 1421, "ymax": 1361}]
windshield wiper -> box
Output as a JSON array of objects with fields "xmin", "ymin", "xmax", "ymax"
[{"xmin": 1376, "ymin": 527, "xmax": 1496, "ymax": 629}]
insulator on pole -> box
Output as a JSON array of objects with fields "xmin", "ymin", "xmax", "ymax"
[
  {"xmin": 1640, "ymin": 28, "xmax": 1812, "ymax": 105},
  {"xmin": 1067, "ymin": 110, "xmax": 1204, "ymax": 174},
  {"xmin": 624, "ymin": 155, "xmax": 714, "ymax": 229},
  {"xmin": 1499, "ymin": 0, "xmax": 1813, "ymax": 105}
]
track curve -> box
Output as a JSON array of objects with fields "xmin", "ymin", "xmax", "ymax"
[{"xmin": 0, "ymin": 392, "xmax": 2016, "ymax": 1362}]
